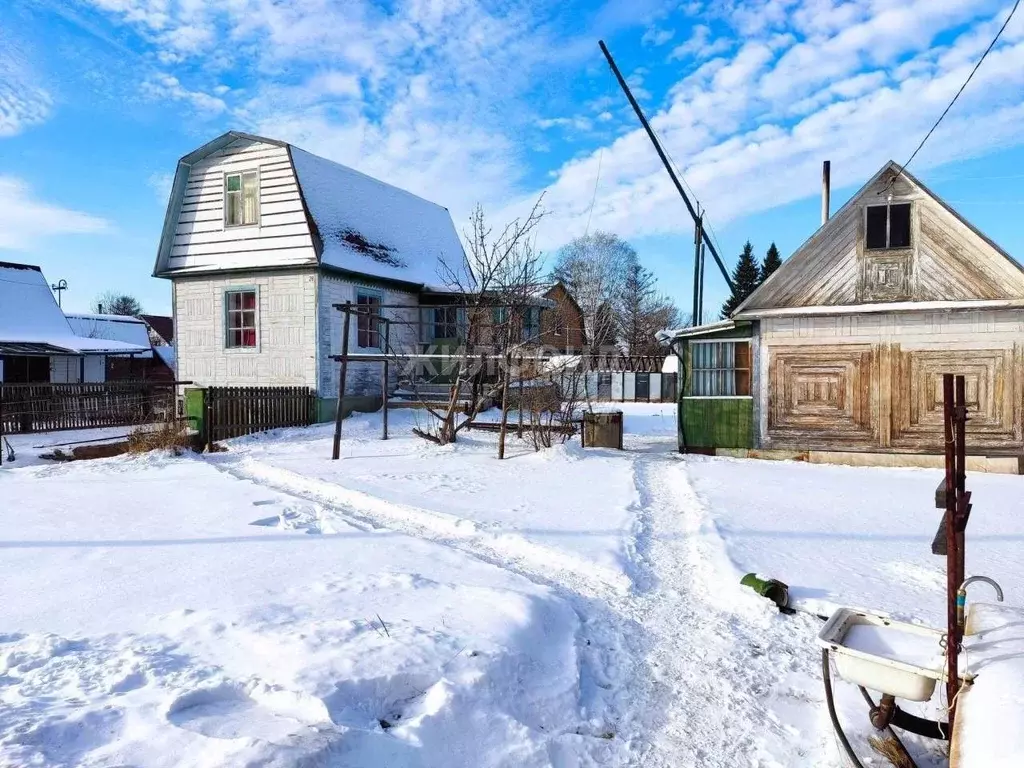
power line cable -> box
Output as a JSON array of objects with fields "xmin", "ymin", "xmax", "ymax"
[
  {"xmin": 888, "ymin": 0, "xmax": 1021, "ymax": 191},
  {"xmin": 583, "ymin": 148, "xmax": 604, "ymax": 237}
]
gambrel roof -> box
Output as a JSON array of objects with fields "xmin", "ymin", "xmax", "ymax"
[
  {"xmin": 734, "ymin": 162, "xmax": 1024, "ymax": 318},
  {"xmin": 153, "ymin": 131, "xmax": 469, "ymax": 289}
]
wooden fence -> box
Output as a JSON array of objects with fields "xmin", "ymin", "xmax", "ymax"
[
  {"xmin": 203, "ymin": 386, "xmax": 316, "ymax": 443},
  {"xmin": 0, "ymin": 381, "xmax": 177, "ymax": 435}
]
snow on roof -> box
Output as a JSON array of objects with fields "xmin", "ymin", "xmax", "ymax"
[
  {"xmin": 290, "ymin": 147, "xmax": 469, "ymax": 288},
  {"xmin": 0, "ymin": 262, "xmax": 147, "ymax": 355},
  {"xmin": 65, "ymin": 314, "xmax": 154, "ymax": 358},
  {"xmin": 154, "ymin": 345, "xmax": 176, "ymax": 370}
]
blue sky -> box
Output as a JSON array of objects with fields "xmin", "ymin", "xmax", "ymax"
[{"xmin": 1, "ymin": 0, "xmax": 1023, "ymax": 318}]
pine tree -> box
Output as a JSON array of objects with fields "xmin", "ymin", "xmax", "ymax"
[
  {"xmin": 721, "ymin": 241, "xmax": 760, "ymax": 317},
  {"xmin": 760, "ymin": 242, "xmax": 782, "ymax": 284}
]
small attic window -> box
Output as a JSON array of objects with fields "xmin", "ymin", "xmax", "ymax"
[
  {"xmin": 225, "ymin": 171, "xmax": 259, "ymax": 227},
  {"xmin": 866, "ymin": 203, "xmax": 911, "ymax": 250}
]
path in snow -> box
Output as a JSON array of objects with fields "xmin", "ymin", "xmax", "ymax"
[{"xmin": 205, "ymin": 437, "xmax": 833, "ymax": 766}]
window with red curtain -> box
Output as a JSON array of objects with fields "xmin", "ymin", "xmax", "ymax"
[
  {"xmin": 356, "ymin": 291, "xmax": 382, "ymax": 348},
  {"xmin": 226, "ymin": 290, "xmax": 257, "ymax": 348}
]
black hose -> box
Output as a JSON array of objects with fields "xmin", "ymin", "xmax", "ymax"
[
  {"xmin": 858, "ymin": 686, "xmax": 949, "ymax": 741},
  {"xmin": 823, "ymin": 649, "xmax": 867, "ymax": 768}
]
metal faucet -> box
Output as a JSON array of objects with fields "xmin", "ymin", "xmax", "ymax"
[{"xmin": 957, "ymin": 575, "xmax": 1004, "ymax": 631}]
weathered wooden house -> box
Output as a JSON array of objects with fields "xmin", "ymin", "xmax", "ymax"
[{"xmin": 662, "ymin": 161, "xmax": 1024, "ymax": 472}]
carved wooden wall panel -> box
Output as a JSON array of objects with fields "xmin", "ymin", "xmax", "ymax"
[
  {"xmin": 890, "ymin": 347, "xmax": 1021, "ymax": 451},
  {"xmin": 767, "ymin": 346, "xmax": 875, "ymax": 447}
]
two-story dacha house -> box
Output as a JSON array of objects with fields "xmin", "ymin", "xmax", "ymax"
[
  {"xmin": 153, "ymin": 131, "xmax": 496, "ymax": 418},
  {"xmin": 661, "ymin": 160, "xmax": 1024, "ymax": 472}
]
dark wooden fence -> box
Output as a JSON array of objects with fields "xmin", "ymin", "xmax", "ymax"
[
  {"xmin": 204, "ymin": 386, "xmax": 316, "ymax": 443},
  {"xmin": 0, "ymin": 381, "xmax": 177, "ymax": 435}
]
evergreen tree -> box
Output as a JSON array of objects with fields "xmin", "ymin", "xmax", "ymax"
[
  {"xmin": 760, "ymin": 242, "xmax": 782, "ymax": 284},
  {"xmin": 721, "ymin": 241, "xmax": 760, "ymax": 317}
]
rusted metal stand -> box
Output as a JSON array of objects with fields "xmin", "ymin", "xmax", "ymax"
[{"xmin": 941, "ymin": 373, "xmax": 971, "ymax": 726}]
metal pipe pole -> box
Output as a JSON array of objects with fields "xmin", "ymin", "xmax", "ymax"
[
  {"xmin": 942, "ymin": 374, "xmax": 959, "ymax": 720},
  {"xmin": 382, "ymin": 320, "xmax": 390, "ymax": 440},
  {"xmin": 698, "ymin": 241, "xmax": 706, "ymax": 325},
  {"xmin": 331, "ymin": 301, "xmax": 352, "ymax": 460},
  {"xmin": 598, "ymin": 39, "xmax": 735, "ymax": 293},
  {"xmin": 692, "ymin": 213, "xmax": 703, "ymax": 326}
]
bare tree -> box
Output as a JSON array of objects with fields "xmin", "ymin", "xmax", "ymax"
[
  {"xmin": 93, "ymin": 291, "xmax": 143, "ymax": 316},
  {"xmin": 412, "ymin": 199, "xmax": 547, "ymax": 448},
  {"xmin": 551, "ymin": 232, "xmax": 634, "ymax": 354},
  {"xmin": 617, "ymin": 257, "xmax": 685, "ymax": 355}
]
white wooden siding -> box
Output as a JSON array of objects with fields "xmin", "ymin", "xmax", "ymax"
[
  {"xmin": 167, "ymin": 138, "xmax": 317, "ymax": 274},
  {"xmin": 317, "ymin": 274, "xmax": 420, "ymax": 397},
  {"xmin": 174, "ymin": 270, "xmax": 318, "ymax": 389},
  {"xmin": 50, "ymin": 356, "xmax": 80, "ymax": 383}
]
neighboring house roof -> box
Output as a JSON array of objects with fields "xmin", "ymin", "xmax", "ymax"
[
  {"xmin": 734, "ymin": 161, "xmax": 1024, "ymax": 317},
  {"xmin": 139, "ymin": 314, "xmax": 174, "ymax": 345},
  {"xmin": 153, "ymin": 131, "xmax": 471, "ymax": 291},
  {"xmin": 0, "ymin": 262, "xmax": 147, "ymax": 356},
  {"xmin": 153, "ymin": 345, "xmax": 176, "ymax": 371},
  {"xmin": 65, "ymin": 313, "xmax": 154, "ymax": 359}
]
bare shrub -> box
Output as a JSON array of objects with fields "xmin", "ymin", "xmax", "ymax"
[{"xmin": 127, "ymin": 419, "xmax": 191, "ymax": 455}]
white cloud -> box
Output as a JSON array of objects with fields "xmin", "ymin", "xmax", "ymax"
[
  {"xmin": 538, "ymin": 116, "xmax": 594, "ymax": 131},
  {"xmin": 498, "ymin": 1, "xmax": 1024, "ymax": 251},
  {"xmin": 147, "ymin": 171, "xmax": 174, "ymax": 203},
  {"xmin": 140, "ymin": 73, "xmax": 226, "ymax": 115},
  {"xmin": 642, "ymin": 26, "xmax": 675, "ymax": 46},
  {"xmin": 70, "ymin": 0, "xmax": 1024, "ymax": 264},
  {"xmin": 0, "ymin": 177, "xmax": 108, "ymax": 250},
  {"xmin": 0, "ymin": 36, "xmax": 52, "ymax": 137},
  {"xmin": 669, "ymin": 24, "xmax": 733, "ymax": 61}
]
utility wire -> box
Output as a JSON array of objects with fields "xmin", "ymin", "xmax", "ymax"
[
  {"xmin": 888, "ymin": 0, "xmax": 1021, "ymax": 191},
  {"xmin": 583, "ymin": 148, "xmax": 604, "ymax": 237},
  {"xmin": 651, "ymin": 122, "xmax": 729, "ymax": 261}
]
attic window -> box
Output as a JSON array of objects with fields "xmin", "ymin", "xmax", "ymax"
[
  {"xmin": 866, "ymin": 203, "xmax": 911, "ymax": 250},
  {"xmin": 225, "ymin": 171, "xmax": 259, "ymax": 227}
]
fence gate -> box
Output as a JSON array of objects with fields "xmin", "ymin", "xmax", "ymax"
[
  {"xmin": 597, "ymin": 372, "xmax": 613, "ymax": 400},
  {"xmin": 635, "ymin": 372, "xmax": 650, "ymax": 401},
  {"xmin": 203, "ymin": 386, "xmax": 316, "ymax": 444}
]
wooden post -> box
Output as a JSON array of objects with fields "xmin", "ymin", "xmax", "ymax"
[
  {"xmin": 517, "ymin": 356, "xmax": 524, "ymax": 438},
  {"xmin": 331, "ymin": 302, "xmax": 352, "ymax": 460},
  {"xmin": 497, "ymin": 354, "xmax": 511, "ymax": 459},
  {"xmin": 697, "ymin": 242, "xmax": 705, "ymax": 325},
  {"xmin": 382, "ymin": 320, "xmax": 390, "ymax": 440}
]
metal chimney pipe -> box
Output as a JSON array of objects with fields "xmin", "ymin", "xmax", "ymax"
[{"xmin": 822, "ymin": 160, "xmax": 831, "ymax": 226}]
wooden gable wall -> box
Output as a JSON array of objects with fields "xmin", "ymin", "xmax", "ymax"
[
  {"xmin": 740, "ymin": 166, "xmax": 1024, "ymax": 312},
  {"xmin": 167, "ymin": 138, "xmax": 318, "ymax": 273}
]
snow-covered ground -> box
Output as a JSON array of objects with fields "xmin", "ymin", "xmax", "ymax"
[{"xmin": 1, "ymin": 404, "xmax": 1021, "ymax": 766}]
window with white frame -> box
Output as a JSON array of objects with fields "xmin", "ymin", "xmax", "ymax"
[
  {"xmin": 356, "ymin": 290, "xmax": 382, "ymax": 349},
  {"xmin": 225, "ymin": 289, "xmax": 258, "ymax": 348},
  {"xmin": 865, "ymin": 203, "xmax": 911, "ymax": 250},
  {"xmin": 690, "ymin": 341, "xmax": 750, "ymax": 396},
  {"xmin": 225, "ymin": 171, "xmax": 259, "ymax": 227}
]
